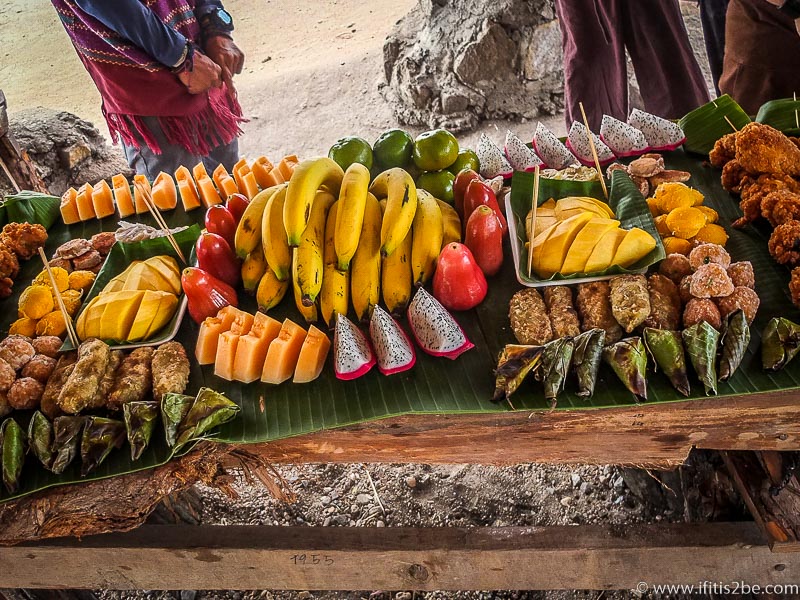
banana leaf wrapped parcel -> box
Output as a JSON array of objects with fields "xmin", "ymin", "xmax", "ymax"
[
  {"xmin": 28, "ymin": 411, "xmax": 55, "ymax": 470},
  {"xmin": 161, "ymin": 393, "xmax": 194, "ymax": 448},
  {"xmin": 124, "ymin": 401, "xmax": 159, "ymax": 460},
  {"xmin": 761, "ymin": 317, "xmax": 800, "ymax": 371},
  {"xmin": 602, "ymin": 337, "xmax": 648, "ymax": 401},
  {"xmin": 643, "ymin": 328, "xmax": 690, "ymax": 396},
  {"xmin": 536, "ymin": 337, "xmax": 575, "ymax": 406},
  {"xmin": 80, "ymin": 417, "xmax": 126, "ymax": 476},
  {"xmin": 492, "ymin": 345, "xmax": 543, "ymax": 403},
  {"xmin": 682, "ymin": 321, "xmax": 720, "ymax": 395},
  {"xmin": 51, "ymin": 416, "xmax": 86, "ymax": 475},
  {"xmin": 173, "ymin": 388, "xmax": 241, "ymax": 454},
  {"xmin": 1, "ymin": 418, "xmax": 26, "ymax": 494},
  {"xmin": 571, "ymin": 329, "xmax": 605, "ymax": 398},
  {"xmin": 719, "ymin": 310, "xmax": 750, "ymax": 381}
]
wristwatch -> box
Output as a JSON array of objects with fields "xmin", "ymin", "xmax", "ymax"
[
  {"xmin": 171, "ymin": 40, "xmax": 196, "ymax": 73},
  {"xmin": 780, "ymin": 0, "xmax": 800, "ymax": 19},
  {"xmin": 200, "ymin": 8, "xmax": 235, "ymax": 37}
]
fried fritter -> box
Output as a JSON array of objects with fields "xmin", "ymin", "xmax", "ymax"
[
  {"xmin": 31, "ymin": 336, "xmax": 63, "ymax": 359},
  {"xmin": 0, "ymin": 243, "xmax": 20, "ymax": 280},
  {"xmin": 509, "ymin": 289, "xmax": 553, "ymax": 346},
  {"xmin": 659, "ymin": 253, "xmax": 692, "ymax": 284},
  {"xmin": 0, "ymin": 222, "xmax": 47, "ymax": 260},
  {"xmin": 710, "ymin": 132, "xmax": 738, "ymax": 169},
  {"xmin": 790, "ymin": 267, "xmax": 800, "ymax": 308},
  {"xmin": 576, "ymin": 281, "xmax": 623, "ymax": 344},
  {"xmin": 768, "ymin": 220, "xmax": 800, "ymax": 267},
  {"xmin": 21, "ymin": 354, "xmax": 56, "ymax": 383},
  {"xmin": 735, "ymin": 122, "xmax": 800, "ymax": 177},
  {"xmin": 771, "ymin": 194, "xmax": 800, "ymax": 227},
  {"xmin": 733, "ymin": 174, "xmax": 800, "ymax": 228},
  {"xmin": 107, "ymin": 347, "xmax": 153, "ymax": 410},
  {"xmin": 0, "ymin": 335, "xmax": 35, "ymax": 371},
  {"xmin": 716, "ymin": 286, "xmax": 760, "ymax": 324},
  {"xmin": 643, "ymin": 273, "xmax": 681, "ymax": 330},
  {"xmin": 0, "ymin": 358, "xmax": 14, "ymax": 393},
  {"xmin": 721, "ymin": 159, "xmax": 748, "ymax": 193},
  {"xmin": 40, "ymin": 351, "xmax": 77, "ymax": 419},
  {"xmin": 151, "ymin": 341, "xmax": 190, "ymax": 401},
  {"xmin": 609, "ymin": 275, "xmax": 651, "ymax": 333},
  {"xmin": 88, "ymin": 350, "xmax": 123, "ymax": 410},
  {"xmin": 543, "ymin": 286, "xmax": 581, "ymax": 338},
  {"xmin": 57, "ymin": 338, "xmax": 111, "ymax": 414}
]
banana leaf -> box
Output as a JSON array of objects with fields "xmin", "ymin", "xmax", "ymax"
[
  {"xmin": 536, "ymin": 337, "xmax": 574, "ymax": 406},
  {"xmin": 755, "ymin": 98, "xmax": 800, "ymax": 137},
  {"xmin": 80, "ymin": 417, "xmax": 126, "ymax": 476},
  {"xmin": 173, "ymin": 388, "xmax": 241, "ymax": 454},
  {"xmin": 28, "ymin": 411, "xmax": 55, "ymax": 470},
  {"xmin": 1, "ymin": 418, "xmax": 26, "ymax": 494},
  {"xmin": 0, "ymin": 190, "xmax": 62, "ymax": 230},
  {"xmin": 493, "ymin": 344, "xmax": 543, "ymax": 403},
  {"xmin": 602, "ymin": 337, "xmax": 648, "ymax": 401},
  {"xmin": 571, "ymin": 329, "xmax": 605, "ymax": 398},
  {"xmin": 124, "ymin": 401, "xmax": 159, "ymax": 461},
  {"xmin": 161, "ymin": 392, "xmax": 194, "ymax": 448},
  {"xmin": 51, "ymin": 416, "xmax": 86, "ymax": 475},
  {"xmin": 643, "ymin": 328, "xmax": 690, "ymax": 397},
  {"xmin": 719, "ymin": 310, "xmax": 751, "ymax": 381},
  {"xmin": 508, "ymin": 170, "xmax": 665, "ymax": 285},
  {"xmin": 679, "ymin": 95, "xmax": 751, "ymax": 155},
  {"xmin": 682, "ymin": 322, "xmax": 720, "ymax": 396},
  {"xmin": 761, "ymin": 317, "xmax": 800, "ymax": 371}
]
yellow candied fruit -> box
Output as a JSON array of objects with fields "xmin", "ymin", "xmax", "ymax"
[
  {"xmin": 59, "ymin": 289, "xmax": 83, "ymax": 316},
  {"xmin": 665, "ymin": 206, "xmax": 707, "ymax": 239},
  {"xmin": 654, "ymin": 182, "xmax": 704, "ymax": 213},
  {"xmin": 662, "ymin": 236, "xmax": 693, "ymax": 256},
  {"xmin": 35, "ymin": 311, "xmax": 67, "ymax": 337},
  {"xmin": 19, "ymin": 285, "xmax": 55, "ymax": 320},
  {"xmin": 692, "ymin": 223, "xmax": 729, "ymax": 246},
  {"xmin": 68, "ymin": 270, "xmax": 96, "ymax": 293},
  {"xmin": 9, "ymin": 317, "xmax": 37, "ymax": 337},
  {"xmin": 654, "ymin": 214, "xmax": 671, "ymax": 238},
  {"xmin": 32, "ymin": 267, "xmax": 70, "ymax": 293},
  {"xmin": 646, "ymin": 198, "xmax": 661, "ymax": 218},
  {"xmin": 696, "ymin": 206, "xmax": 719, "ymax": 224}
]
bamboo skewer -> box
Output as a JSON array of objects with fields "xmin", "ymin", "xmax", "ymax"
[
  {"xmin": 527, "ymin": 165, "xmax": 540, "ymax": 278},
  {"xmin": 133, "ymin": 179, "xmax": 187, "ymax": 264},
  {"xmin": 38, "ymin": 247, "xmax": 79, "ymax": 348},
  {"xmin": 794, "ymin": 92, "xmax": 798, "ymax": 132},
  {"xmin": 724, "ymin": 115, "xmax": 738, "ymax": 132},
  {"xmin": 578, "ymin": 102, "xmax": 608, "ymax": 200}
]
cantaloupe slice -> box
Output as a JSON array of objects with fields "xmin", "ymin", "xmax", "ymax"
[
  {"xmin": 175, "ymin": 166, "xmax": 202, "ymax": 211},
  {"xmin": 232, "ymin": 312, "xmax": 282, "ymax": 383},
  {"xmin": 278, "ymin": 155, "xmax": 299, "ymax": 180},
  {"xmin": 76, "ymin": 182, "xmax": 96, "ymax": 221},
  {"xmin": 293, "ymin": 325, "xmax": 331, "ymax": 383},
  {"xmin": 212, "ymin": 164, "xmax": 230, "ymax": 197},
  {"xmin": 232, "ymin": 158, "xmax": 248, "ymax": 177},
  {"xmin": 133, "ymin": 174, "xmax": 151, "ymax": 214},
  {"xmin": 261, "ymin": 319, "xmax": 307, "ymax": 384},
  {"xmin": 193, "ymin": 162, "xmax": 210, "ymax": 183},
  {"xmin": 219, "ymin": 175, "xmax": 239, "ymax": 199},
  {"xmin": 60, "ymin": 187, "xmax": 80, "ymax": 225},
  {"xmin": 239, "ymin": 171, "xmax": 259, "ymax": 200},
  {"xmin": 151, "ymin": 171, "xmax": 177, "ymax": 211},
  {"xmin": 214, "ymin": 309, "xmax": 255, "ymax": 381},
  {"xmin": 195, "ymin": 307, "xmax": 239, "ymax": 364},
  {"xmin": 233, "ymin": 161, "xmax": 252, "ymax": 194},
  {"xmin": 91, "ymin": 179, "xmax": 115, "ymax": 219},
  {"xmin": 251, "ymin": 156, "xmax": 276, "ymax": 188},
  {"xmin": 269, "ymin": 165, "xmax": 286, "ymax": 184},
  {"xmin": 197, "ymin": 176, "xmax": 222, "ymax": 207},
  {"xmin": 112, "ymin": 174, "xmax": 135, "ymax": 218}
]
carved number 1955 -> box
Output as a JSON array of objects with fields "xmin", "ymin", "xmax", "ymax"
[{"xmin": 290, "ymin": 554, "xmax": 334, "ymax": 566}]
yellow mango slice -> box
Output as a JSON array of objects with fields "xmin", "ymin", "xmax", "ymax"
[
  {"xmin": 535, "ymin": 212, "xmax": 594, "ymax": 278},
  {"xmin": 584, "ymin": 228, "xmax": 627, "ymax": 273},
  {"xmin": 560, "ymin": 218, "xmax": 621, "ymax": 275},
  {"xmin": 612, "ymin": 228, "xmax": 657, "ymax": 269},
  {"xmin": 143, "ymin": 291, "xmax": 178, "ymax": 339}
]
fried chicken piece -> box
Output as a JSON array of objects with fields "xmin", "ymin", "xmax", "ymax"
[
  {"xmin": 732, "ymin": 174, "xmax": 800, "ymax": 228},
  {"xmin": 761, "ymin": 189, "xmax": 797, "ymax": 226},
  {"xmin": 721, "ymin": 160, "xmax": 748, "ymax": 193},
  {"xmin": 735, "ymin": 122, "xmax": 800, "ymax": 177},
  {"xmin": 710, "ymin": 132, "xmax": 738, "ymax": 168},
  {"xmin": 0, "ymin": 277, "xmax": 12, "ymax": 299},
  {"xmin": 151, "ymin": 341, "xmax": 190, "ymax": 401},
  {"xmin": 0, "ymin": 243, "xmax": 20, "ymax": 280},
  {"xmin": 790, "ymin": 267, "xmax": 800, "ymax": 308},
  {"xmin": 771, "ymin": 194, "xmax": 800, "ymax": 227},
  {"xmin": 768, "ymin": 220, "xmax": 800, "ymax": 267},
  {"xmin": 0, "ymin": 222, "xmax": 48, "ymax": 260}
]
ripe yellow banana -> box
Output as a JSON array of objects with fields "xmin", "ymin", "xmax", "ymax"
[
  {"xmin": 381, "ymin": 226, "xmax": 412, "ymax": 315},
  {"xmin": 292, "ymin": 248, "xmax": 318, "ymax": 323},
  {"xmin": 334, "ymin": 162, "xmax": 370, "ymax": 271},
  {"xmin": 411, "ymin": 189, "xmax": 443, "ymax": 286},
  {"xmin": 320, "ymin": 201, "xmax": 350, "ymax": 327},
  {"xmin": 350, "ymin": 192, "xmax": 382, "ymax": 322},
  {"xmin": 283, "ymin": 157, "xmax": 344, "ymax": 247},
  {"xmin": 436, "ymin": 198, "xmax": 462, "ymax": 247},
  {"xmin": 241, "ymin": 243, "xmax": 268, "ymax": 293},
  {"xmin": 294, "ymin": 190, "xmax": 335, "ymax": 307},
  {"xmin": 261, "ymin": 186, "xmax": 291, "ymax": 281},
  {"xmin": 256, "ymin": 267, "xmax": 289, "ymax": 312},
  {"xmin": 234, "ymin": 183, "xmax": 285, "ymax": 259},
  {"xmin": 369, "ymin": 168, "xmax": 417, "ymax": 257}
]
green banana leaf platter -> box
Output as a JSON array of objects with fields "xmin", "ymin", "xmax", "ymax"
[{"xmin": 2, "ymin": 148, "xmax": 800, "ymax": 503}]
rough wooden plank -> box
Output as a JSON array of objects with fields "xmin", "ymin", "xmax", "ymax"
[
  {"xmin": 0, "ymin": 523, "xmax": 793, "ymax": 591},
  {"xmin": 243, "ymin": 392, "xmax": 800, "ymax": 468}
]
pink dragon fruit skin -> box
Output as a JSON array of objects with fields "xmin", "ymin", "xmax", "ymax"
[
  {"xmin": 504, "ymin": 130, "xmax": 543, "ymax": 172},
  {"xmin": 369, "ymin": 305, "xmax": 416, "ymax": 375},
  {"xmin": 627, "ymin": 108, "xmax": 686, "ymax": 151},
  {"xmin": 532, "ymin": 122, "xmax": 577, "ymax": 170},
  {"xmin": 599, "ymin": 115, "xmax": 649, "ymax": 157},
  {"xmin": 334, "ymin": 312, "xmax": 376, "ymax": 380},
  {"xmin": 407, "ymin": 287, "xmax": 474, "ymax": 359},
  {"xmin": 565, "ymin": 121, "xmax": 616, "ymax": 167},
  {"xmin": 476, "ymin": 133, "xmax": 513, "ymax": 179}
]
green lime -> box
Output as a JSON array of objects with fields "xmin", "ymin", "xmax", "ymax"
[
  {"xmin": 328, "ymin": 136, "xmax": 373, "ymax": 171},
  {"xmin": 412, "ymin": 129, "xmax": 459, "ymax": 171},
  {"xmin": 373, "ymin": 129, "xmax": 414, "ymax": 168},
  {"xmin": 448, "ymin": 149, "xmax": 480, "ymax": 175},
  {"xmin": 416, "ymin": 170, "xmax": 455, "ymax": 205}
]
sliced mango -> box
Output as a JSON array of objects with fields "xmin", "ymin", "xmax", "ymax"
[
  {"xmin": 535, "ymin": 212, "xmax": 594, "ymax": 278},
  {"xmin": 612, "ymin": 228, "xmax": 657, "ymax": 269},
  {"xmin": 584, "ymin": 228, "xmax": 627, "ymax": 274},
  {"xmin": 560, "ymin": 218, "xmax": 621, "ymax": 275}
]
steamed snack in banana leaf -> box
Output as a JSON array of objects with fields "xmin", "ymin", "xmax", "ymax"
[
  {"xmin": 536, "ymin": 337, "xmax": 575, "ymax": 406},
  {"xmin": 27, "ymin": 410, "xmax": 55, "ymax": 470},
  {"xmin": 173, "ymin": 388, "xmax": 241, "ymax": 454},
  {"xmin": 80, "ymin": 416, "xmax": 126, "ymax": 476},
  {"xmin": 643, "ymin": 328, "xmax": 690, "ymax": 396},
  {"xmin": 161, "ymin": 392, "xmax": 194, "ymax": 448},
  {"xmin": 576, "ymin": 282, "xmax": 622, "ymax": 344},
  {"xmin": 1, "ymin": 418, "xmax": 26, "ymax": 494},
  {"xmin": 543, "ymin": 287, "xmax": 581, "ymax": 338},
  {"xmin": 602, "ymin": 337, "xmax": 648, "ymax": 401},
  {"xmin": 761, "ymin": 317, "xmax": 800, "ymax": 371},
  {"xmin": 57, "ymin": 339, "xmax": 111, "ymax": 414},
  {"xmin": 609, "ymin": 275, "xmax": 651, "ymax": 333},
  {"xmin": 682, "ymin": 321, "xmax": 720, "ymax": 395},
  {"xmin": 719, "ymin": 310, "xmax": 750, "ymax": 381},
  {"xmin": 51, "ymin": 415, "xmax": 86, "ymax": 475},
  {"xmin": 571, "ymin": 329, "xmax": 606, "ymax": 398},
  {"xmin": 493, "ymin": 344, "xmax": 544, "ymax": 403},
  {"xmin": 124, "ymin": 401, "xmax": 159, "ymax": 461}
]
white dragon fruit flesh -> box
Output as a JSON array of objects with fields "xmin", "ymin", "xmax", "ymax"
[
  {"xmin": 368, "ymin": 305, "xmax": 416, "ymax": 375},
  {"xmin": 532, "ymin": 122, "xmax": 578, "ymax": 170},
  {"xmin": 627, "ymin": 108, "xmax": 686, "ymax": 151},
  {"xmin": 476, "ymin": 133, "xmax": 513, "ymax": 179},
  {"xmin": 504, "ymin": 130, "xmax": 543, "ymax": 172},
  {"xmin": 565, "ymin": 121, "xmax": 616, "ymax": 167},
  {"xmin": 407, "ymin": 287, "xmax": 474, "ymax": 359},
  {"xmin": 333, "ymin": 312, "xmax": 375, "ymax": 380},
  {"xmin": 599, "ymin": 115, "xmax": 648, "ymax": 157}
]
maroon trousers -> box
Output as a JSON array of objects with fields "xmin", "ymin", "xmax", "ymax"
[{"xmin": 554, "ymin": 0, "xmax": 711, "ymax": 130}]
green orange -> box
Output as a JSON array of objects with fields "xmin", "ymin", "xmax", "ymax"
[
  {"xmin": 448, "ymin": 149, "xmax": 480, "ymax": 175},
  {"xmin": 373, "ymin": 129, "xmax": 414, "ymax": 168},
  {"xmin": 416, "ymin": 170, "xmax": 455, "ymax": 205},
  {"xmin": 412, "ymin": 129, "xmax": 459, "ymax": 171},
  {"xmin": 328, "ymin": 136, "xmax": 373, "ymax": 171}
]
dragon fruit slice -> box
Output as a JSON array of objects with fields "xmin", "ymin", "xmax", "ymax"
[
  {"xmin": 628, "ymin": 108, "xmax": 686, "ymax": 151},
  {"xmin": 532, "ymin": 122, "xmax": 577, "ymax": 170},
  {"xmin": 504, "ymin": 130, "xmax": 543, "ymax": 172},
  {"xmin": 599, "ymin": 115, "xmax": 648, "ymax": 158},
  {"xmin": 368, "ymin": 305, "xmax": 416, "ymax": 375},
  {"xmin": 334, "ymin": 313, "xmax": 375, "ymax": 380},
  {"xmin": 565, "ymin": 121, "xmax": 616, "ymax": 167},
  {"xmin": 407, "ymin": 287, "xmax": 474, "ymax": 359},
  {"xmin": 476, "ymin": 133, "xmax": 513, "ymax": 179}
]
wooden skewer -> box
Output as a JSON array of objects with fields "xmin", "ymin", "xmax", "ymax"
[
  {"xmin": 38, "ymin": 247, "xmax": 79, "ymax": 348},
  {"xmin": 724, "ymin": 115, "xmax": 738, "ymax": 132},
  {"xmin": 134, "ymin": 179, "xmax": 187, "ymax": 265},
  {"xmin": 527, "ymin": 165, "xmax": 540, "ymax": 278},
  {"xmin": 578, "ymin": 102, "xmax": 609, "ymax": 200},
  {"xmin": 794, "ymin": 92, "xmax": 798, "ymax": 132}
]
